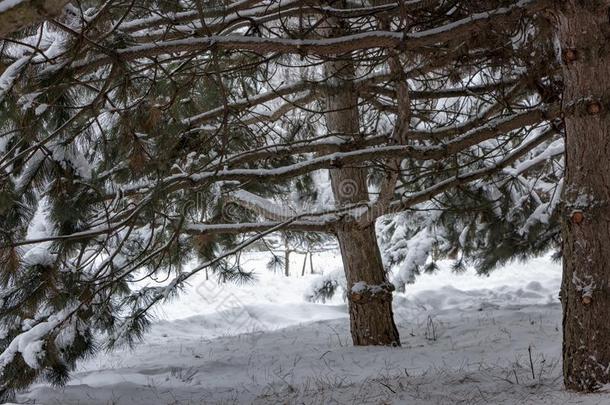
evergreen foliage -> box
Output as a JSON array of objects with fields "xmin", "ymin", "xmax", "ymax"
[{"xmin": 0, "ymin": 0, "xmax": 562, "ymax": 395}]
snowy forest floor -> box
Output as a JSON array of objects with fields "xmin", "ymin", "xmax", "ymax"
[{"xmin": 12, "ymin": 253, "xmax": 610, "ymax": 404}]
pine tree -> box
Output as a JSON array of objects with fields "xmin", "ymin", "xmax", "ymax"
[{"xmin": 0, "ymin": 0, "xmax": 566, "ymax": 395}]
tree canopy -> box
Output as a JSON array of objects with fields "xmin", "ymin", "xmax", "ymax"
[{"xmin": 0, "ymin": 0, "xmax": 564, "ymax": 396}]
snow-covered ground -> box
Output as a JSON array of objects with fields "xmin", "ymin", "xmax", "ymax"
[{"xmin": 13, "ymin": 252, "xmax": 610, "ymax": 404}]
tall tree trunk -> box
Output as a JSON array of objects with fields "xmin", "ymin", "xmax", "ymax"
[
  {"xmin": 556, "ymin": 1, "xmax": 610, "ymax": 391},
  {"xmin": 324, "ymin": 45, "xmax": 400, "ymax": 347}
]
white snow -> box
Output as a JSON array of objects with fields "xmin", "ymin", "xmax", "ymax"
[
  {"xmin": 34, "ymin": 103, "xmax": 48, "ymax": 115},
  {"xmin": 0, "ymin": 56, "xmax": 29, "ymax": 103},
  {"xmin": 19, "ymin": 340, "xmax": 44, "ymax": 369},
  {"xmin": 394, "ymin": 227, "xmax": 435, "ymax": 286},
  {"xmin": 21, "ymin": 198, "xmax": 56, "ymax": 267},
  {"xmin": 351, "ymin": 281, "xmax": 368, "ymax": 293},
  {"xmin": 0, "ymin": 0, "xmax": 22, "ymax": 14},
  {"xmin": 351, "ymin": 281, "xmax": 390, "ymax": 294},
  {"xmin": 0, "ymin": 305, "xmax": 77, "ymax": 373},
  {"xmin": 505, "ymin": 139, "xmax": 564, "ymax": 177},
  {"xmin": 12, "ymin": 252, "xmax": 610, "ymax": 404}
]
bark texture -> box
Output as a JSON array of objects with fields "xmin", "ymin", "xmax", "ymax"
[
  {"xmin": 0, "ymin": 0, "xmax": 69, "ymax": 37},
  {"xmin": 324, "ymin": 33, "xmax": 400, "ymax": 346},
  {"xmin": 335, "ymin": 225, "xmax": 400, "ymax": 346},
  {"xmin": 557, "ymin": 0, "xmax": 610, "ymax": 392}
]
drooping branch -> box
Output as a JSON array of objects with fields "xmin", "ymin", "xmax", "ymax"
[{"xmin": 386, "ymin": 127, "xmax": 557, "ymax": 214}]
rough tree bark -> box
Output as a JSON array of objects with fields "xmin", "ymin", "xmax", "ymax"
[
  {"xmin": 334, "ymin": 223, "xmax": 401, "ymax": 346},
  {"xmin": 556, "ymin": 0, "xmax": 610, "ymax": 391},
  {"xmin": 0, "ymin": 0, "xmax": 69, "ymax": 37},
  {"xmin": 324, "ymin": 41, "xmax": 400, "ymax": 346}
]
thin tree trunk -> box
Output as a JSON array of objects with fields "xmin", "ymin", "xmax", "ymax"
[
  {"xmin": 556, "ymin": 1, "xmax": 610, "ymax": 391},
  {"xmin": 283, "ymin": 234, "xmax": 291, "ymax": 277},
  {"xmin": 309, "ymin": 251, "xmax": 314, "ymax": 274},
  {"xmin": 301, "ymin": 252, "xmax": 307, "ymax": 277},
  {"xmin": 324, "ymin": 21, "xmax": 400, "ymax": 345}
]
